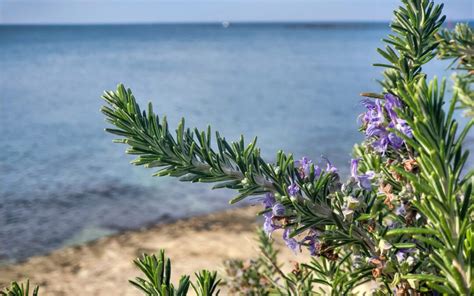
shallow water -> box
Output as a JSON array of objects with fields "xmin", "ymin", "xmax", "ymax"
[{"xmin": 0, "ymin": 23, "xmax": 468, "ymax": 262}]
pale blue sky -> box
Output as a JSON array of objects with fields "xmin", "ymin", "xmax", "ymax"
[{"xmin": 0, "ymin": 0, "xmax": 472, "ymax": 24}]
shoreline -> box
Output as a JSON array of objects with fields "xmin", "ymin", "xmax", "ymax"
[{"xmin": 0, "ymin": 206, "xmax": 305, "ymax": 295}]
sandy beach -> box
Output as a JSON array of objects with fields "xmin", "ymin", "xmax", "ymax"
[{"xmin": 0, "ymin": 206, "xmax": 307, "ymax": 295}]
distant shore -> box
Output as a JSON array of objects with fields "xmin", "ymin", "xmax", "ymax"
[{"xmin": 0, "ymin": 206, "xmax": 303, "ymax": 295}]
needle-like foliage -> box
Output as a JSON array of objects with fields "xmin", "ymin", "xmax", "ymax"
[
  {"xmin": 130, "ymin": 251, "xmax": 221, "ymax": 296},
  {"xmin": 130, "ymin": 251, "xmax": 191, "ymax": 296},
  {"xmin": 437, "ymin": 23, "xmax": 474, "ymax": 116},
  {"xmin": 0, "ymin": 281, "xmax": 39, "ymax": 296},
  {"xmin": 101, "ymin": 1, "xmax": 473, "ymax": 293},
  {"xmin": 191, "ymin": 271, "xmax": 221, "ymax": 296},
  {"xmin": 437, "ymin": 23, "xmax": 474, "ymax": 71},
  {"xmin": 371, "ymin": 1, "xmax": 472, "ymax": 294}
]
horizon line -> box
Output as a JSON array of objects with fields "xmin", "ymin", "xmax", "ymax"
[{"xmin": 1, "ymin": 18, "xmax": 472, "ymax": 27}]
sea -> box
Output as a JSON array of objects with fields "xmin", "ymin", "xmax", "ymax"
[{"xmin": 0, "ymin": 23, "xmax": 470, "ymax": 263}]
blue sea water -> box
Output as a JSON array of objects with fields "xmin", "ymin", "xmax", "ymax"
[{"xmin": 0, "ymin": 23, "xmax": 469, "ymax": 262}]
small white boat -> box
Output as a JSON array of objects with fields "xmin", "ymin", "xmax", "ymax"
[{"xmin": 222, "ymin": 21, "xmax": 230, "ymax": 28}]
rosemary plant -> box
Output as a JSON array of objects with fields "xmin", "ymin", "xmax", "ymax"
[
  {"xmin": 5, "ymin": 0, "xmax": 470, "ymax": 295},
  {"xmin": 100, "ymin": 0, "xmax": 473, "ymax": 294}
]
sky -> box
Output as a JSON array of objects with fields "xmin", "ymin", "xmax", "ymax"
[{"xmin": 0, "ymin": 0, "xmax": 472, "ymax": 24}]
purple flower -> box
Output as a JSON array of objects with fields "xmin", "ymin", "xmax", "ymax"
[
  {"xmin": 314, "ymin": 165, "xmax": 322, "ymax": 177},
  {"xmin": 272, "ymin": 203, "xmax": 285, "ymax": 216},
  {"xmin": 384, "ymin": 93, "xmax": 402, "ymax": 122},
  {"xmin": 388, "ymin": 130, "xmax": 404, "ymax": 149},
  {"xmin": 283, "ymin": 228, "xmax": 299, "ymax": 253},
  {"xmin": 393, "ymin": 119, "xmax": 413, "ymax": 138},
  {"xmin": 359, "ymin": 99, "xmax": 377, "ymax": 125},
  {"xmin": 359, "ymin": 174, "xmax": 375, "ymax": 190},
  {"xmin": 361, "ymin": 98, "xmax": 377, "ymax": 109},
  {"xmin": 263, "ymin": 215, "xmax": 279, "ymax": 235},
  {"xmin": 350, "ymin": 159, "xmax": 375, "ymax": 190},
  {"xmin": 296, "ymin": 157, "xmax": 320, "ymax": 179},
  {"xmin": 395, "ymin": 204, "xmax": 406, "ymax": 216},
  {"xmin": 323, "ymin": 157, "xmax": 338, "ymax": 173},
  {"xmin": 385, "ymin": 93, "xmax": 402, "ymax": 107},
  {"xmin": 287, "ymin": 182, "xmax": 300, "ymax": 196},
  {"xmin": 361, "ymin": 99, "xmax": 390, "ymax": 154},
  {"xmin": 372, "ymin": 136, "xmax": 390, "ymax": 154},
  {"xmin": 385, "ymin": 94, "xmax": 412, "ymax": 143},
  {"xmin": 365, "ymin": 99, "xmax": 384, "ymax": 125},
  {"xmin": 257, "ymin": 193, "xmax": 280, "ymax": 236},
  {"xmin": 385, "ymin": 119, "xmax": 412, "ymax": 150},
  {"xmin": 302, "ymin": 230, "xmax": 322, "ymax": 256},
  {"xmin": 366, "ymin": 124, "xmax": 387, "ymax": 138},
  {"xmin": 258, "ymin": 192, "xmax": 276, "ymax": 209},
  {"xmin": 395, "ymin": 248, "xmax": 415, "ymax": 263},
  {"xmin": 350, "ymin": 159, "xmax": 359, "ymax": 179}
]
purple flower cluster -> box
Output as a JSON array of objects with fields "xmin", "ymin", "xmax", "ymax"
[
  {"xmin": 260, "ymin": 193, "xmax": 279, "ymax": 234},
  {"xmin": 295, "ymin": 157, "xmax": 319, "ymax": 179},
  {"xmin": 288, "ymin": 156, "xmax": 338, "ymax": 197},
  {"xmin": 295, "ymin": 156, "xmax": 337, "ymax": 180},
  {"xmin": 258, "ymin": 192, "xmax": 323, "ymax": 255},
  {"xmin": 255, "ymin": 156, "xmax": 340, "ymax": 255},
  {"xmin": 259, "ymin": 193, "xmax": 298, "ymax": 252},
  {"xmin": 361, "ymin": 94, "xmax": 413, "ymax": 154}
]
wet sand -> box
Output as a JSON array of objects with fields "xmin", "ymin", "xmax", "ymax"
[{"xmin": 0, "ymin": 206, "xmax": 304, "ymax": 295}]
